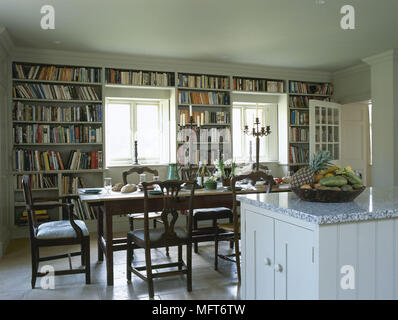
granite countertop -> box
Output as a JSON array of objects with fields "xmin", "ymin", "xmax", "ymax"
[{"xmin": 237, "ymin": 187, "xmax": 398, "ymax": 225}]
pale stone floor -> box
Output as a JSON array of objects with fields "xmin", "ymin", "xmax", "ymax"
[{"xmin": 0, "ymin": 233, "xmax": 240, "ymax": 300}]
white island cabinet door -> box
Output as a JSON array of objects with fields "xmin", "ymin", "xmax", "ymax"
[
  {"xmin": 274, "ymin": 220, "xmax": 317, "ymax": 300},
  {"xmin": 244, "ymin": 210, "xmax": 275, "ymax": 299}
]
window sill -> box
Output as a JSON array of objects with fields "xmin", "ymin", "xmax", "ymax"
[{"xmin": 105, "ymin": 163, "xmax": 170, "ymax": 169}]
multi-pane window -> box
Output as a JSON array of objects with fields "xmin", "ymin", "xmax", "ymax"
[
  {"xmin": 232, "ymin": 103, "xmax": 278, "ymax": 163},
  {"xmin": 106, "ymin": 99, "xmax": 169, "ymax": 166}
]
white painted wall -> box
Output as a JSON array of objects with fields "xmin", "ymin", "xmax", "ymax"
[{"xmin": 333, "ymin": 63, "xmax": 371, "ymax": 104}]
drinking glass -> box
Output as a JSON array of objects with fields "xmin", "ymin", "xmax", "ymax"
[
  {"xmin": 104, "ymin": 177, "xmax": 112, "ymax": 194},
  {"xmin": 153, "ymin": 175, "xmax": 160, "ymax": 191}
]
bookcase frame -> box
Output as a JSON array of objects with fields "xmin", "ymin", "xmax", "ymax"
[
  {"xmin": 11, "ymin": 61, "xmax": 105, "ymax": 228},
  {"xmin": 287, "ymin": 80, "xmax": 334, "ymax": 171},
  {"xmin": 175, "ymin": 71, "xmax": 233, "ymax": 166}
]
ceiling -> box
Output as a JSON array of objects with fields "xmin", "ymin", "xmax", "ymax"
[{"xmin": 0, "ymin": 0, "xmax": 397, "ymax": 72}]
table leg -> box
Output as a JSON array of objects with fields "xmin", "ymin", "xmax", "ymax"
[
  {"xmin": 105, "ymin": 204, "xmax": 114, "ymax": 286},
  {"xmin": 97, "ymin": 206, "xmax": 104, "ymax": 261}
]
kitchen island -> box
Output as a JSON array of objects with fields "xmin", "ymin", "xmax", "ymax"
[{"xmin": 237, "ymin": 187, "xmax": 398, "ymax": 300}]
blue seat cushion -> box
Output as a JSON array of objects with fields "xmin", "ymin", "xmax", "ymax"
[
  {"xmin": 128, "ymin": 227, "xmax": 188, "ymax": 243},
  {"xmin": 36, "ymin": 220, "xmax": 89, "ymax": 239}
]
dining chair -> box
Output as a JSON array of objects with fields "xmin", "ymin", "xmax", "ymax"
[
  {"xmin": 126, "ymin": 180, "xmax": 195, "ymax": 299},
  {"xmin": 214, "ymin": 171, "xmax": 275, "ymax": 283},
  {"xmin": 22, "ymin": 175, "xmax": 90, "ymax": 288},
  {"xmin": 180, "ymin": 165, "xmax": 233, "ymax": 254}
]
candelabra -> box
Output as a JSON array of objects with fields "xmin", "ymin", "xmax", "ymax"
[{"xmin": 243, "ymin": 117, "xmax": 271, "ymax": 171}]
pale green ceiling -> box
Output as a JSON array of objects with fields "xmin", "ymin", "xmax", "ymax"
[{"xmin": 0, "ymin": 0, "xmax": 397, "ymax": 71}]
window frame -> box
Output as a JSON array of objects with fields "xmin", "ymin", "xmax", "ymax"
[
  {"xmin": 105, "ymin": 98, "xmax": 167, "ymax": 167},
  {"xmin": 232, "ymin": 103, "xmax": 279, "ymax": 163}
]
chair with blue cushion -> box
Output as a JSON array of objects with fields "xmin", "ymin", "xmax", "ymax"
[
  {"xmin": 22, "ymin": 175, "xmax": 91, "ymax": 288},
  {"xmin": 181, "ymin": 165, "xmax": 233, "ymax": 253}
]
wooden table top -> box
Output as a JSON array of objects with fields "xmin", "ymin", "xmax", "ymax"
[{"xmin": 78, "ymin": 184, "xmax": 291, "ymax": 203}]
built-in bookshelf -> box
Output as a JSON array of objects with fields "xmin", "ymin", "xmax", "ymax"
[
  {"xmin": 287, "ymin": 80, "xmax": 334, "ymax": 170},
  {"xmin": 105, "ymin": 67, "xmax": 175, "ymax": 87},
  {"xmin": 11, "ymin": 61, "xmax": 104, "ymax": 227},
  {"xmin": 233, "ymin": 76, "xmax": 285, "ymax": 93},
  {"xmin": 176, "ymin": 72, "xmax": 232, "ymax": 166}
]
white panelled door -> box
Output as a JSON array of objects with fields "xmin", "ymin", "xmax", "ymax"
[
  {"xmin": 309, "ymin": 100, "xmax": 342, "ymax": 165},
  {"xmin": 339, "ymin": 103, "xmax": 370, "ymax": 186}
]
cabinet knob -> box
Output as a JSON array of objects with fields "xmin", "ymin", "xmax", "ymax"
[
  {"xmin": 264, "ymin": 258, "xmax": 272, "ymax": 266},
  {"xmin": 274, "ymin": 264, "xmax": 283, "ymax": 272}
]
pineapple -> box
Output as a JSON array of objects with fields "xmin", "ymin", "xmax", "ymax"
[{"xmin": 291, "ymin": 151, "xmax": 333, "ymax": 189}]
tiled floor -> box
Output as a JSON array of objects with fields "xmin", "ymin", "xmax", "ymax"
[{"xmin": 0, "ymin": 233, "xmax": 240, "ymax": 300}]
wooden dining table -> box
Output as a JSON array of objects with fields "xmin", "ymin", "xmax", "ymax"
[{"xmin": 79, "ymin": 184, "xmax": 291, "ymax": 285}]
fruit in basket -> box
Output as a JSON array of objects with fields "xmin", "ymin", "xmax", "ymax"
[
  {"xmin": 319, "ymin": 165, "xmax": 340, "ymax": 175},
  {"xmin": 324, "ymin": 173, "xmax": 335, "ymax": 177},
  {"xmin": 352, "ymin": 183, "xmax": 364, "ymax": 190},
  {"xmin": 319, "ymin": 176, "xmax": 348, "ymax": 187},
  {"xmin": 291, "ymin": 151, "xmax": 333, "ymax": 188},
  {"xmin": 300, "ymin": 184, "xmax": 312, "ymax": 189},
  {"xmin": 313, "ymin": 183, "xmax": 322, "ymax": 189},
  {"xmin": 314, "ymin": 174, "xmax": 324, "ymax": 183},
  {"xmin": 341, "ymin": 185, "xmax": 353, "ymax": 191}
]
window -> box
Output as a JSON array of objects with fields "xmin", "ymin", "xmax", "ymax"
[
  {"xmin": 232, "ymin": 103, "xmax": 278, "ymax": 163},
  {"xmin": 105, "ymin": 99, "xmax": 169, "ymax": 166}
]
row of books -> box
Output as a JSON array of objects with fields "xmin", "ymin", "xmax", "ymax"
[
  {"xmin": 13, "ymin": 84, "xmax": 101, "ymax": 101},
  {"xmin": 178, "ymin": 91, "xmax": 230, "ymax": 105},
  {"xmin": 289, "ymin": 81, "xmax": 334, "ymax": 95},
  {"xmin": 105, "ymin": 68, "xmax": 174, "ymax": 86},
  {"xmin": 16, "ymin": 174, "xmax": 58, "ymax": 190},
  {"xmin": 13, "ymin": 125, "xmax": 102, "ymax": 144},
  {"xmin": 178, "ymin": 74, "xmax": 230, "ymax": 90},
  {"xmin": 289, "ymin": 145, "xmax": 309, "ymax": 164},
  {"xmin": 61, "ymin": 176, "xmax": 86, "ymax": 195},
  {"xmin": 14, "ymin": 149, "xmax": 103, "ymax": 171},
  {"xmin": 12, "ymin": 63, "xmax": 102, "ymax": 83},
  {"xmin": 290, "ymin": 128, "xmax": 309, "ymax": 143},
  {"xmin": 178, "ymin": 110, "xmax": 231, "ymax": 126},
  {"xmin": 233, "ymin": 78, "xmax": 284, "ymax": 93},
  {"xmin": 71, "ymin": 198, "xmax": 97, "ymax": 220},
  {"xmin": 13, "ymin": 102, "xmax": 103, "ymax": 123},
  {"xmin": 290, "ymin": 110, "xmax": 309, "ymax": 125},
  {"xmin": 289, "ymin": 96, "xmax": 331, "ymax": 108},
  {"xmin": 177, "ymin": 127, "xmax": 232, "ymax": 144},
  {"xmin": 17, "ymin": 209, "xmax": 49, "ymax": 225}
]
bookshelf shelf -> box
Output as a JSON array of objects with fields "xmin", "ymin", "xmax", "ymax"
[
  {"xmin": 12, "ymin": 169, "xmax": 105, "ymax": 174},
  {"xmin": 178, "ymin": 87, "xmax": 230, "ymax": 92},
  {"xmin": 232, "ymin": 76, "xmax": 285, "ymax": 94},
  {"xmin": 12, "ymin": 121, "xmax": 103, "ymax": 125},
  {"xmin": 14, "ymin": 143, "xmax": 103, "ymax": 146},
  {"xmin": 14, "ymin": 188, "xmax": 58, "ymax": 192},
  {"xmin": 178, "ymin": 103, "xmax": 231, "ymax": 108},
  {"xmin": 12, "ymin": 98, "xmax": 102, "ymax": 103},
  {"xmin": 12, "ymin": 78, "xmax": 102, "ymax": 86}
]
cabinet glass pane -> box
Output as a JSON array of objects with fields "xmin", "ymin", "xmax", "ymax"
[
  {"xmin": 315, "ymin": 127, "xmax": 320, "ymax": 142},
  {"xmin": 328, "ymin": 126, "xmax": 333, "ymax": 142},
  {"xmin": 321, "ymin": 127, "xmax": 326, "ymax": 142},
  {"xmin": 334, "ymin": 126, "xmax": 339, "ymax": 142},
  {"xmin": 334, "ymin": 144, "xmax": 339, "ymax": 160},
  {"xmin": 315, "ymin": 107, "xmax": 320, "ymax": 124},
  {"xmin": 334, "ymin": 109, "xmax": 339, "ymax": 125},
  {"xmin": 322, "ymin": 144, "xmax": 327, "ymax": 151},
  {"xmin": 328, "ymin": 109, "xmax": 332, "ymax": 124},
  {"xmin": 315, "ymin": 144, "xmax": 320, "ymax": 153},
  {"xmin": 321, "ymin": 108, "xmax": 326, "ymax": 124}
]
